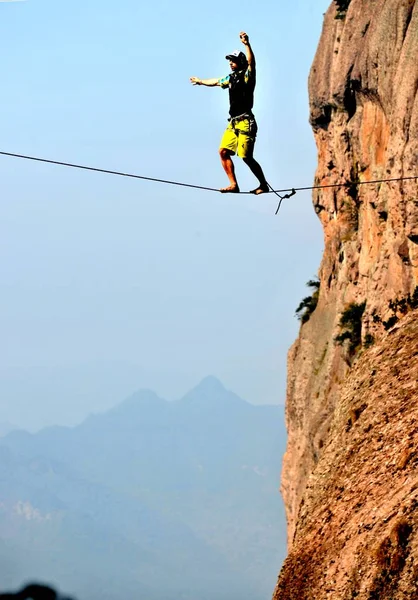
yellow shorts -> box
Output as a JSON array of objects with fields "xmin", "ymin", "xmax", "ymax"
[{"xmin": 219, "ymin": 117, "xmax": 258, "ymax": 159}]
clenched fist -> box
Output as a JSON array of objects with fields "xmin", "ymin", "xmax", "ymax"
[{"xmin": 240, "ymin": 32, "xmax": 249, "ymax": 45}]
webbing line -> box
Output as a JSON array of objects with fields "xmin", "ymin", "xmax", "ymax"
[{"xmin": 1, "ymin": 150, "xmax": 418, "ymax": 212}]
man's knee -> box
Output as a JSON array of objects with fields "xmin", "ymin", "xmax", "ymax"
[
  {"xmin": 242, "ymin": 155, "xmax": 254, "ymax": 166},
  {"xmin": 219, "ymin": 148, "xmax": 233, "ymax": 160}
]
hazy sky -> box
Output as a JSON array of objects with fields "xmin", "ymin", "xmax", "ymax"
[{"xmin": 0, "ymin": 0, "xmax": 331, "ymax": 430}]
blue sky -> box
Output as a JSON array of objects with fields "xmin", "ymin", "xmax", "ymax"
[{"xmin": 0, "ymin": 0, "xmax": 331, "ymax": 430}]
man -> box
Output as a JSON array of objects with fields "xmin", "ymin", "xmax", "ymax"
[{"xmin": 190, "ymin": 32, "xmax": 269, "ymax": 194}]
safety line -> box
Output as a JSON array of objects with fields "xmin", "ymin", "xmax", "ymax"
[{"xmin": 1, "ymin": 150, "xmax": 418, "ymax": 196}]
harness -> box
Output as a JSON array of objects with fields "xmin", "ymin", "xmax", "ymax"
[
  {"xmin": 228, "ymin": 112, "xmax": 257, "ymax": 138},
  {"xmin": 229, "ymin": 111, "xmax": 253, "ymax": 124}
]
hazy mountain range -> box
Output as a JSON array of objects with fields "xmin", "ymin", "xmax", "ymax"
[
  {"xmin": 0, "ymin": 376, "xmax": 286, "ymax": 600},
  {"xmin": 0, "ymin": 422, "xmax": 17, "ymax": 438}
]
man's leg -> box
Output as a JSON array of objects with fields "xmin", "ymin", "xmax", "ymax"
[
  {"xmin": 243, "ymin": 156, "xmax": 269, "ymax": 195},
  {"xmin": 238, "ymin": 119, "xmax": 269, "ymax": 195},
  {"xmin": 219, "ymin": 148, "xmax": 240, "ymax": 193}
]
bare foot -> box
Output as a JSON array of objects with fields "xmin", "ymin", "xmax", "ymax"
[
  {"xmin": 250, "ymin": 183, "xmax": 269, "ymax": 195},
  {"xmin": 220, "ymin": 185, "xmax": 240, "ymax": 193}
]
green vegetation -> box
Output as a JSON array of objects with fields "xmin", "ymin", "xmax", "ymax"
[
  {"xmin": 335, "ymin": 301, "xmax": 366, "ymax": 355},
  {"xmin": 334, "ymin": 0, "xmax": 351, "ymax": 19},
  {"xmin": 295, "ymin": 278, "xmax": 320, "ymax": 324},
  {"xmin": 363, "ymin": 333, "xmax": 375, "ymax": 348},
  {"xmin": 372, "ymin": 287, "xmax": 418, "ymax": 330}
]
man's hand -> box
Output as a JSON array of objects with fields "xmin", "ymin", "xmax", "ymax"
[
  {"xmin": 240, "ymin": 32, "xmax": 249, "ymax": 46},
  {"xmin": 190, "ymin": 76, "xmax": 220, "ymax": 87},
  {"xmin": 240, "ymin": 31, "xmax": 255, "ymax": 69}
]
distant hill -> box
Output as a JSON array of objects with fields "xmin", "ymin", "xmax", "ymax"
[
  {"xmin": 0, "ymin": 422, "xmax": 18, "ymax": 438},
  {"xmin": 0, "ymin": 377, "xmax": 287, "ymax": 600}
]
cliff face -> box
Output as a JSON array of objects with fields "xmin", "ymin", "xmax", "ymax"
[
  {"xmin": 275, "ymin": 313, "xmax": 418, "ymax": 599},
  {"xmin": 275, "ymin": 1, "xmax": 418, "ymax": 598}
]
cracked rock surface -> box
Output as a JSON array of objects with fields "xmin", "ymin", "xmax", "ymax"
[
  {"xmin": 275, "ymin": 1, "xmax": 418, "ymax": 598},
  {"xmin": 275, "ymin": 312, "xmax": 418, "ymax": 599}
]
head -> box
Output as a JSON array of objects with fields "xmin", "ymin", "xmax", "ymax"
[{"xmin": 225, "ymin": 50, "xmax": 247, "ymax": 71}]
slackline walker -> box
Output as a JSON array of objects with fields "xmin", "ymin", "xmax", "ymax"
[
  {"xmin": 190, "ymin": 30, "xmax": 298, "ymax": 213},
  {"xmin": 2, "ymin": 31, "xmax": 418, "ymax": 215},
  {"xmin": 190, "ymin": 31, "xmax": 268, "ymax": 195}
]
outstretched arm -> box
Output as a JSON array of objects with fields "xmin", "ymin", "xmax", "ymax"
[
  {"xmin": 190, "ymin": 77, "xmax": 220, "ymax": 87},
  {"xmin": 240, "ymin": 32, "xmax": 256, "ymax": 71}
]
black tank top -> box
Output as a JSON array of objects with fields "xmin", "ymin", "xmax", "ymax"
[{"xmin": 228, "ymin": 68, "xmax": 255, "ymax": 118}]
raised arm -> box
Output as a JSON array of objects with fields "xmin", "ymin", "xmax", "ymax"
[
  {"xmin": 240, "ymin": 32, "xmax": 255, "ymax": 71},
  {"xmin": 190, "ymin": 77, "xmax": 220, "ymax": 87}
]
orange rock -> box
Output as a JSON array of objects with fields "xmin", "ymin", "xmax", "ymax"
[{"xmin": 276, "ymin": 1, "xmax": 418, "ymax": 598}]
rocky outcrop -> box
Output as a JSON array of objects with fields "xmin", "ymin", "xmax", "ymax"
[
  {"xmin": 275, "ymin": 311, "xmax": 418, "ymax": 599},
  {"xmin": 274, "ymin": 1, "xmax": 418, "ymax": 598}
]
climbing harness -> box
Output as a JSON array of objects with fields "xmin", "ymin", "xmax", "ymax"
[{"xmin": 229, "ymin": 113, "xmax": 257, "ymax": 138}]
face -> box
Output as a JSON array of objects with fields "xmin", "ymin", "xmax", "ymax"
[{"xmin": 229, "ymin": 60, "xmax": 239, "ymax": 71}]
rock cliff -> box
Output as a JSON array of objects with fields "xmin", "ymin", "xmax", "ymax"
[{"xmin": 274, "ymin": 1, "xmax": 418, "ymax": 598}]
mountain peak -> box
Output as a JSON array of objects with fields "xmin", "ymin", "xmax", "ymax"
[
  {"xmin": 81, "ymin": 389, "xmax": 167, "ymax": 428},
  {"xmin": 194, "ymin": 376, "xmax": 226, "ymax": 393},
  {"xmin": 178, "ymin": 376, "xmax": 249, "ymax": 411},
  {"xmin": 111, "ymin": 388, "xmax": 167, "ymax": 413}
]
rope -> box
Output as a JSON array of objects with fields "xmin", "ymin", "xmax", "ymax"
[
  {"xmin": 267, "ymin": 184, "xmax": 297, "ymax": 216},
  {"xmin": 0, "ymin": 151, "xmax": 220, "ymax": 193},
  {"xmin": 281, "ymin": 175, "xmax": 418, "ymax": 195},
  {"xmin": 1, "ymin": 150, "xmax": 418, "ymax": 213}
]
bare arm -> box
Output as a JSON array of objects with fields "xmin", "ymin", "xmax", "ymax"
[
  {"xmin": 190, "ymin": 77, "xmax": 220, "ymax": 87},
  {"xmin": 240, "ymin": 32, "xmax": 256, "ymax": 72}
]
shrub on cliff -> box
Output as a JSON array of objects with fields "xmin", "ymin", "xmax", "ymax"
[
  {"xmin": 372, "ymin": 287, "xmax": 418, "ymax": 330},
  {"xmin": 335, "ymin": 301, "xmax": 366, "ymax": 355},
  {"xmin": 295, "ymin": 279, "xmax": 320, "ymax": 324},
  {"xmin": 334, "ymin": 0, "xmax": 351, "ymax": 19}
]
